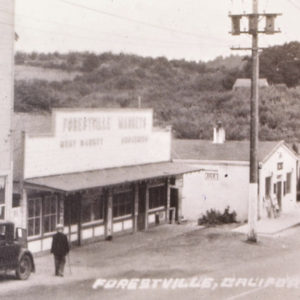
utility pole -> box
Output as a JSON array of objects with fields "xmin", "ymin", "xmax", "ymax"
[
  {"xmin": 229, "ymin": 1, "xmax": 281, "ymax": 242},
  {"xmin": 248, "ymin": 0, "xmax": 259, "ymax": 243}
]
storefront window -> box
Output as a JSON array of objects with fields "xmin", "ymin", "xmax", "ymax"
[
  {"xmin": 113, "ymin": 191, "xmax": 133, "ymax": 218},
  {"xmin": 43, "ymin": 196, "xmax": 58, "ymax": 233},
  {"xmin": 82, "ymin": 195, "xmax": 104, "ymax": 223},
  {"xmin": 149, "ymin": 185, "xmax": 165, "ymax": 209},
  {"xmin": 64, "ymin": 198, "xmax": 79, "ymax": 226},
  {"xmin": 94, "ymin": 195, "xmax": 104, "ymax": 220},
  {"xmin": 82, "ymin": 201, "xmax": 91, "ymax": 223},
  {"xmin": 28, "ymin": 198, "xmax": 41, "ymax": 236}
]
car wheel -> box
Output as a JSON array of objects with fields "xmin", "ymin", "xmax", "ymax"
[{"xmin": 16, "ymin": 255, "xmax": 32, "ymax": 280}]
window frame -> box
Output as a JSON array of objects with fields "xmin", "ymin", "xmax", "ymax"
[
  {"xmin": 43, "ymin": 195, "xmax": 58, "ymax": 235},
  {"xmin": 81, "ymin": 194, "xmax": 105, "ymax": 225},
  {"xmin": 113, "ymin": 190, "xmax": 133, "ymax": 219},
  {"xmin": 27, "ymin": 197, "xmax": 42, "ymax": 238},
  {"xmin": 149, "ymin": 185, "xmax": 166, "ymax": 210}
]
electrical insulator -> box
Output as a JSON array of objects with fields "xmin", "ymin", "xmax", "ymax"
[
  {"xmin": 248, "ymin": 15, "xmax": 258, "ymax": 34},
  {"xmin": 231, "ymin": 16, "xmax": 241, "ymax": 35},
  {"xmin": 265, "ymin": 15, "xmax": 275, "ymax": 34}
]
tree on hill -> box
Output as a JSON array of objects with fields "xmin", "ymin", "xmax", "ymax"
[
  {"xmin": 13, "ymin": 49, "xmax": 300, "ymax": 142},
  {"xmin": 244, "ymin": 41, "xmax": 300, "ymax": 87},
  {"xmin": 15, "ymin": 80, "xmax": 59, "ymax": 112},
  {"xmin": 66, "ymin": 52, "xmax": 78, "ymax": 70},
  {"xmin": 82, "ymin": 53, "xmax": 100, "ymax": 72}
]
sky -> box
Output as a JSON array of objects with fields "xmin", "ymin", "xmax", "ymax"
[{"xmin": 13, "ymin": 0, "xmax": 300, "ymax": 62}]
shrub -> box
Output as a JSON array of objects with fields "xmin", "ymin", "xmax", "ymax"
[
  {"xmin": 82, "ymin": 53, "xmax": 100, "ymax": 72},
  {"xmin": 198, "ymin": 206, "xmax": 237, "ymax": 226}
]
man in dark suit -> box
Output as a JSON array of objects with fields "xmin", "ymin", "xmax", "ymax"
[{"xmin": 51, "ymin": 224, "xmax": 70, "ymax": 277}]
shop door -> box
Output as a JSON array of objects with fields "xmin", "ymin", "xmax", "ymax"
[
  {"xmin": 64, "ymin": 195, "xmax": 81, "ymax": 246},
  {"xmin": 137, "ymin": 186, "xmax": 146, "ymax": 231},
  {"xmin": 276, "ymin": 182, "xmax": 282, "ymax": 209},
  {"xmin": 170, "ymin": 188, "xmax": 178, "ymax": 222}
]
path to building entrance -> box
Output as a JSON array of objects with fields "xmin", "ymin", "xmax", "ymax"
[{"xmin": 233, "ymin": 209, "xmax": 300, "ymax": 235}]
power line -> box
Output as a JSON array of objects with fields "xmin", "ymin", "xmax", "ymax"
[
  {"xmin": 241, "ymin": 0, "xmax": 246, "ymax": 12},
  {"xmin": 0, "ymin": 7, "xmax": 229, "ymax": 48},
  {"xmin": 264, "ymin": 0, "xmax": 270, "ymax": 12},
  {"xmin": 16, "ymin": 21, "xmax": 228, "ymax": 48},
  {"xmin": 286, "ymin": 0, "xmax": 300, "ymax": 11},
  {"xmin": 18, "ymin": 24, "xmax": 228, "ymax": 49},
  {"xmin": 16, "ymin": 20, "xmax": 216, "ymax": 47},
  {"xmin": 58, "ymin": 0, "xmax": 227, "ymax": 42}
]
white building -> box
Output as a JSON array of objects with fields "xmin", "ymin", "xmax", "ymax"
[
  {"xmin": 13, "ymin": 108, "xmax": 199, "ymax": 254},
  {"xmin": 233, "ymin": 78, "xmax": 269, "ymax": 91},
  {"xmin": 0, "ymin": 1, "xmax": 14, "ymax": 220},
  {"xmin": 173, "ymin": 127, "xmax": 298, "ymax": 222}
]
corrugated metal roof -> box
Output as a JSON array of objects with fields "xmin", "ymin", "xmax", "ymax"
[
  {"xmin": 24, "ymin": 162, "xmax": 202, "ymax": 192},
  {"xmin": 172, "ymin": 139, "xmax": 282, "ymax": 162}
]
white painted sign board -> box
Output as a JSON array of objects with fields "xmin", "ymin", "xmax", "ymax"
[{"xmin": 24, "ymin": 108, "xmax": 171, "ymax": 178}]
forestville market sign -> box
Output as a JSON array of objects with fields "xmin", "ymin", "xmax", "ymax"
[{"xmin": 59, "ymin": 114, "xmax": 149, "ymax": 149}]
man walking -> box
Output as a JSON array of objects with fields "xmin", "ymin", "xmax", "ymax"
[{"xmin": 51, "ymin": 224, "xmax": 70, "ymax": 277}]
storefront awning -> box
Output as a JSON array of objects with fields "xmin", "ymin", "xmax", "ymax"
[{"xmin": 24, "ymin": 162, "xmax": 202, "ymax": 193}]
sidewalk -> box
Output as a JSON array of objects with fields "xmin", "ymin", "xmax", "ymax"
[
  {"xmin": 232, "ymin": 210, "xmax": 300, "ymax": 235},
  {"xmin": 0, "ymin": 221, "xmax": 200, "ymax": 296}
]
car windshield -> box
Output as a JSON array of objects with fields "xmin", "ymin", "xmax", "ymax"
[{"xmin": 0, "ymin": 225, "xmax": 6, "ymax": 240}]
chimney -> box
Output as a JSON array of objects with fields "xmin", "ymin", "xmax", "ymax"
[{"xmin": 213, "ymin": 122, "xmax": 225, "ymax": 144}]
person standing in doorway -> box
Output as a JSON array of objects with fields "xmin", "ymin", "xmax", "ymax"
[
  {"xmin": 51, "ymin": 224, "xmax": 70, "ymax": 277},
  {"xmin": 264, "ymin": 195, "xmax": 272, "ymax": 218},
  {"xmin": 271, "ymin": 195, "xmax": 280, "ymax": 218}
]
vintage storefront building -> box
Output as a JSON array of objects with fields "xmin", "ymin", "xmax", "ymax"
[
  {"xmin": 12, "ymin": 108, "xmax": 198, "ymax": 253},
  {"xmin": 172, "ymin": 126, "xmax": 299, "ymax": 222}
]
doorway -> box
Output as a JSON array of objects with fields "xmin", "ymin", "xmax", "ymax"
[
  {"xmin": 137, "ymin": 185, "xmax": 146, "ymax": 231},
  {"xmin": 276, "ymin": 181, "xmax": 282, "ymax": 210},
  {"xmin": 170, "ymin": 188, "xmax": 179, "ymax": 222},
  {"xmin": 64, "ymin": 194, "xmax": 81, "ymax": 246}
]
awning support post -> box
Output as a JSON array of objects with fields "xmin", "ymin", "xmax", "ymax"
[
  {"xmin": 144, "ymin": 183, "xmax": 149, "ymax": 230},
  {"xmin": 165, "ymin": 178, "xmax": 171, "ymax": 223},
  {"xmin": 133, "ymin": 183, "xmax": 139, "ymax": 233},
  {"xmin": 105, "ymin": 189, "xmax": 113, "ymax": 240}
]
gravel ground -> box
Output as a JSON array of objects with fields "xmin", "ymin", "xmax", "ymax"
[{"xmin": 1, "ymin": 222, "xmax": 300, "ymax": 299}]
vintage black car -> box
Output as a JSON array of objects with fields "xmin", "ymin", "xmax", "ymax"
[{"xmin": 0, "ymin": 221, "xmax": 35, "ymax": 280}]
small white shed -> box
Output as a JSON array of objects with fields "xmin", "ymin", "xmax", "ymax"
[{"xmin": 233, "ymin": 78, "xmax": 269, "ymax": 90}]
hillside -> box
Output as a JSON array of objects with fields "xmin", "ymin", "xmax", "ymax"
[
  {"xmin": 14, "ymin": 45, "xmax": 300, "ymax": 143},
  {"xmin": 15, "ymin": 65, "xmax": 80, "ymax": 82},
  {"xmin": 206, "ymin": 55, "xmax": 246, "ymax": 70}
]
